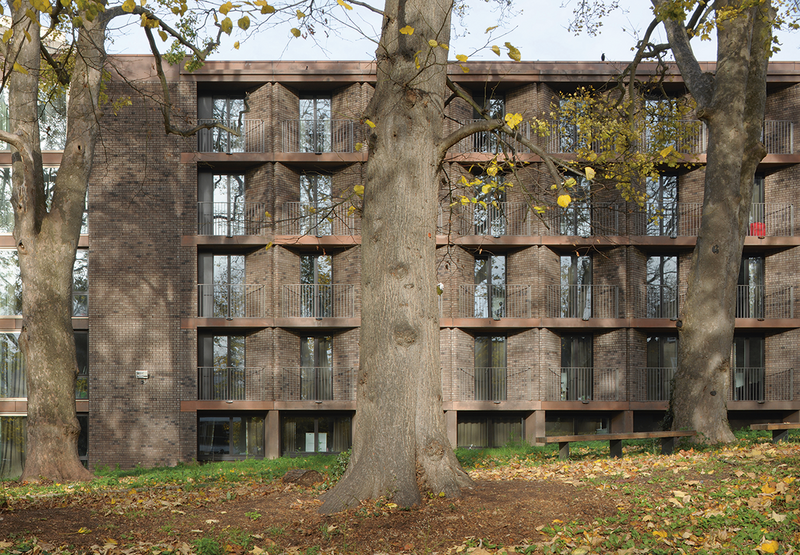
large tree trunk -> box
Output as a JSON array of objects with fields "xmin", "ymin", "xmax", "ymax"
[
  {"xmin": 656, "ymin": 0, "xmax": 772, "ymax": 443},
  {"xmin": 320, "ymin": 0, "xmax": 471, "ymax": 513},
  {"xmin": 7, "ymin": 1, "xmax": 104, "ymax": 482}
]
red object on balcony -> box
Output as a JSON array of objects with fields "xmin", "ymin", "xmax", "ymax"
[{"xmin": 750, "ymin": 222, "xmax": 766, "ymax": 237}]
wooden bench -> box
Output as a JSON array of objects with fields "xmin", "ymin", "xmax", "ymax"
[
  {"xmin": 534, "ymin": 431, "xmax": 697, "ymax": 460},
  {"xmin": 750, "ymin": 422, "xmax": 800, "ymax": 443}
]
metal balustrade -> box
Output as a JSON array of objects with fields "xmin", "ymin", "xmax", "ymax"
[
  {"xmin": 736, "ymin": 285, "xmax": 795, "ymax": 319},
  {"xmin": 631, "ymin": 367, "xmax": 677, "ymax": 401},
  {"xmin": 280, "ymin": 367, "xmax": 355, "ymax": 401},
  {"xmin": 546, "ymin": 285, "xmax": 619, "ymax": 319},
  {"xmin": 197, "ymin": 202, "xmax": 267, "ymax": 236},
  {"xmin": 748, "ymin": 204, "xmax": 795, "ymax": 236},
  {"xmin": 281, "ymin": 202, "xmax": 361, "ymax": 236},
  {"xmin": 197, "ymin": 119, "xmax": 264, "ymax": 153},
  {"xmin": 281, "ymin": 284, "xmax": 356, "ymax": 318},
  {"xmin": 763, "ymin": 120, "xmax": 794, "ymax": 154},
  {"xmin": 197, "ymin": 283, "xmax": 266, "ymax": 318},
  {"xmin": 540, "ymin": 203, "xmax": 621, "ymax": 236},
  {"xmin": 728, "ymin": 367, "xmax": 795, "ymax": 402},
  {"xmin": 546, "ymin": 367, "xmax": 619, "ymax": 401},
  {"xmin": 450, "ymin": 120, "xmax": 533, "ymax": 154},
  {"xmin": 455, "ymin": 202, "xmax": 533, "ymax": 236},
  {"xmin": 638, "ymin": 285, "xmax": 679, "ymax": 319},
  {"xmin": 457, "ymin": 284, "xmax": 531, "ymax": 319},
  {"xmin": 281, "ymin": 119, "xmax": 356, "ymax": 153},
  {"xmin": 197, "ymin": 367, "xmax": 265, "ymax": 401},
  {"xmin": 453, "ymin": 367, "xmax": 532, "ymax": 401}
]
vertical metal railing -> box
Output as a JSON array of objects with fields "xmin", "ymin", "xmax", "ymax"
[
  {"xmin": 198, "ymin": 367, "xmax": 264, "ymax": 400},
  {"xmin": 631, "ymin": 367, "xmax": 676, "ymax": 401},
  {"xmin": 281, "ymin": 284, "xmax": 356, "ymax": 318},
  {"xmin": 763, "ymin": 120, "xmax": 794, "ymax": 154},
  {"xmin": 280, "ymin": 367, "xmax": 355, "ymax": 401},
  {"xmin": 197, "ymin": 202, "xmax": 266, "ymax": 236},
  {"xmin": 281, "ymin": 202, "xmax": 361, "ymax": 236},
  {"xmin": 546, "ymin": 285, "xmax": 619, "ymax": 319},
  {"xmin": 197, "ymin": 119, "xmax": 264, "ymax": 153},
  {"xmin": 457, "ymin": 284, "xmax": 531, "ymax": 319},
  {"xmin": 281, "ymin": 120, "xmax": 355, "ymax": 153},
  {"xmin": 197, "ymin": 284, "xmax": 266, "ymax": 318}
]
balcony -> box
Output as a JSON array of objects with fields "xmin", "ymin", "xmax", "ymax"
[
  {"xmin": 540, "ymin": 203, "xmax": 622, "ymax": 237},
  {"xmin": 763, "ymin": 120, "xmax": 794, "ymax": 154},
  {"xmin": 450, "ymin": 121, "xmax": 533, "ymax": 154},
  {"xmin": 198, "ymin": 367, "xmax": 266, "ymax": 401},
  {"xmin": 197, "ymin": 284, "xmax": 267, "ymax": 318},
  {"xmin": 197, "ymin": 119, "xmax": 264, "ymax": 153},
  {"xmin": 452, "ymin": 367, "xmax": 533, "ymax": 401},
  {"xmin": 457, "ymin": 284, "xmax": 531, "ymax": 319},
  {"xmin": 747, "ymin": 204, "xmax": 795, "ymax": 236},
  {"xmin": 736, "ymin": 285, "xmax": 794, "ymax": 319},
  {"xmin": 632, "ymin": 203, "xmax": 795, "ymax": 237},
  {"xmin": 445, "ymin": 202, "xmax": 533, "ymax": 237},
  {"xmin": 281, "ymin": 120, "xmax": 356, "ymax": 153},
  {"xmin": 630, "ymin": 367, "xmax": 676, "ymax": 401},
  {"xmin": 637, "ymin": 285, "xmax": 679, "ymax": 319},
  {"xmin": 281, "ymin": 203, "xmax": 360, "ymax": 236},
  {"xmin": 281, "ymin": 284, "xmax": 356, "ymax": 318},
  {"xmin": 197, "ymin": 202, "xmax": 268, "ymax": 236},
  {"xmin": 546, "ymin": 367, "xmax": 620, "ymax": 401},
  {"xmin": 729, "ymin": 367, "xmax": 794, "ymax": 401},
  {"xmin": 279, "ymin": 367, "xmax": 355, "ymax": 401},
  {"xmin": 546, "ymin": 285, "xmax": 620, "ymax": 319}
]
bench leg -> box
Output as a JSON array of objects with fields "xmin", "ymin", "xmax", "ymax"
[
  {"xmin": 558, "ymin": 441, "xmax": 570, "ymax": 460},
  {"xmin": 661, "ymin": 437, "xmax": 676, "ymax": 455},
  {"xmin": 773, "ymin": 429, "xmax": 789, "ymax": 443},
  {"xmin": 609, "ymin": 439, "xmax": 623, "ymax": 458}
]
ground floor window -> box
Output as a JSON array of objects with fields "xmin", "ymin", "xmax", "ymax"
[
  {"xmin": 77, "ymin": 414, "xmax": 88, "ymax": 467},
  {"xmin": 197, "ymin": 414, "xmax": 265, "ymax": 461},
  {"xmin": 457, "ymin": 413, "xmax": 523, "ymax": 449},
  {"xmin": 281, "ymin": 412, "xmax": 351, "ymax": 456},
  {"xmin": 0, "ymin": 415, "xmax": 26, "ymax": 479},
  {"xmin": 545, "ymin": 412, "xmax": 610, "ymax": 436}
]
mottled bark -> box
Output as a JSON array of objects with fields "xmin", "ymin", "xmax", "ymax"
[
  {"xmin": 653, "ymin": 0, "xmax": 773, "ymax": 443},
  {"xmin": 319, "ymin": 0, "xmax": 471, "ymax": 513}
]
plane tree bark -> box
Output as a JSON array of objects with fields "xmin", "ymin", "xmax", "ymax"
[{"xmin": 651, "ymin": 0, "xmax": 773, "ymax": 442}]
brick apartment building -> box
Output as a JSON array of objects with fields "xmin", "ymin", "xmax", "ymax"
[{"xmin": 1, "ymin": 58, "xmax": 800, "ymax": 476}]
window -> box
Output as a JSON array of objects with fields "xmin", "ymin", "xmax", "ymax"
[
  {"xmin": 473, "ymin": 175, "xmax": 506, "ymax": 236},
  {"xmin": 559, "ymin": 254, "xmax": 592, "ymax": 318},
  {"xmin": 457, "ymin": 413, "xmax": 522, "ymax": 448},
  {"xmin": 645, "ymin": 176, "xmax": 678, "ymax": 237},
  {"xmin": 198, "ymin": 96, "xmax": 246, "ymax": 153},
  {"xmin": 472, "ymin": 94, "xmax": 505, "ymax": 153},
  {"xmin": 474, "ymin": 255, "xmax": 506, "ymax": 319},
  {"xmin": 559, "ymin": 177, "xmax": 591, "ymax": 236},
  {"xmin": 0, "ymin": 250, "xmax": 21, "ymax": 316},
  {"xmin": 561, "ymin": 334, "xmax": 593, "ymax": 401},
  {"xmin": 197, "ymin": 173, "xmax": 246, "ymax": 236},
  {"xmin": 300, "ymin": 174, "xmax": 333, "ymax": 235},
  {"xmin": 301, "ymin": 336, "xmax": 333, "ymax": 400},
  {"xmin": 0, "ymin": 416, "xmax": 26, "ymax": 479},
  {"xmin": 198, "ymin": 414, "xmax": 264, "ymax": 460},
  {"xmin": 75, "ymin": 331, "xmax": 88, "ymax": 399},
  {"xmin": 198, "ymin": 334, "xmax": 245, "ymax": 400},
  {"xmin": 281, "ymin": 413, "xmax": 351, "ymax": 455},
  {"xmin": 646, "ymin": 256, "xmax": 678, "ymax": 318},
  {"xmin": 737, "ymin": 256, "xmax": 764, "ymax": 318},
  {"xmin": 646, "ymin": 335, "xmax": 677, "ymax": 401},
  {"xmin": 0, "ymin": 168, "xmax": 12, "ymax": 233},
  {"xmin": 0, "ymin": 333, "xmax": 24, "ymax": 398},
  {"xmin": 73, "ymin": 250, "xmax": 88, "ymax": 317},
  {"xmin": 38, "ymin": 89, "xmax": 68, "ymax": 151},
  {"xmin": 733, "ymin": 335, "xmax": 764, "ymax": 401},
  {"xmin": 198, "ymin": 254, "xmax": 245, "ymax": 318},
  {"xmin": 749, "ymin": 175, "xmax": 767, "ymax": 236},
  {"xmin": 299, "ymin": 96, "xmax": 332, "ymax": 153},
  {"xmin": 474, "ymin": 336, "xmax": 507, "ymax": 401},
  {"xmin": 300, "ymin": 254, "xmax": 332, "ymax": 318},
  {"xmin": 77, "ymin": 414, "xmax": 88, "ymax": 467}
]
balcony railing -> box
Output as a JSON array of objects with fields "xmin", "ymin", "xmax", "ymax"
[
  {"xmin": 197, "ymin": 119, "xmax": 264, "ymax": 153},
  {"xmin": 736, "ymin": 285, "xmax": 794, "ymax": 319},
  {"xmin": 197, "ymin": 283, "xmax": 266, "ymax": 318},
  {"xmin": 540, "ymin": 202, "xmax": 621, "ymax": 236},
  {"xmin": 281, "ymin": 284, "xmax": 356, "ymax": 318},
  {"xmin": 451, "ymin": 120, "xmax": 533, "ymax": 154},
  {"xmin": 279, "ymin": 367, "xmax": 355, "ymax": 401},
  {"xmin": 457, "ymin": 284, "xmax": 531, "ymax": 319},
  {"xmin": 452, "ymin": 367, "xmax": 533, "ymax": 401},
  {"xmin": 546, "ymin": 367, "xmax": 619, "ymax": 401},
  {"xmin": 638, "ymin": 285, "xmax": 679, "ymax": 319},
  {"xmin": 631, "ymin": 367, "xmax": 676, "ymax": 401},
  {"xmin": 454, "ymin": 202, "xmax": 533, "ymax": 236},
  {"xmin": 281, "ymin": 119, "xmax": 356, "ymax": 153},
  {"xmin": 281, "ymin": 202, "xmax": 361, "ymax": 236},
  {"xmin": 763, "ymin": 120, "xmax": 794, "ymax": 154},
  {"xmin": 197, "ymin": 202, "xmax": 267, "ymax": 236},
  {"xmin": 198, "ymin": 367, "xmax": 265, "ymax": 401},
  {"xmin": 546, "ymin": 285, "xmax": 619, "ymax": 319},
  {"xmin": 748, "ymin": 204, "xmax": 795, "ymax": 236},
  {"xmin": 729, "ymin": 367, "xmax": 794, "ymax": 401}
]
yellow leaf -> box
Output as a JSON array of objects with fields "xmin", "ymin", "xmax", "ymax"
[
  {"xmin": 659, "ymin": 145, "xmax": 675, "ymax": 158},
  {"xmin": 290, "ymin": 28, "xmax": 301, "ymax": 37},
  {"xmin": 485, "ymin": 25, "xmax": 497, "ymax": 33},
  {"xmin": 354, "ymin": 142, "xmax": 363, "ymax": 152},
  {"xmin": 456, "ymin": 54, "xmax": 468, "ymax": 63},
  {"xmin": 460, "ymin": 197, "xmax": 470, "ymax": 205},
  {"xmin": 122, "ymin": 0, "xmax": 135, "ymax": 12},
  {"xmin": 2, "ymin": 29, "xmax": 12, "ymax": 43},
  {"xmin": 534, "ymin": 206, "xmax": 545, "ymax": 214},
  {"xmin": 440, "ymin": 44, "xmax": 448, "ymax": 50},
  {"xmin": 491, "ymin": 45, "xmax": 500, "ymax": 56},
  {"xmin": 504, "ymin": 113, "xmax": 523, "ymax": 129},
  {"xmin": 550, "ymin": 184, "xmax": 557, "ymax": 190},
  {"xmin": 399, "ymin": 25, "xmax": 414, "ymax": 35},
  {"xmin": 486, "ymin": 165, "xmax": 498, "ymax": 177},
  {"xmin": 158, "ymin": 30, "xmax": 167, "ymax": 42},
  {"xmin": 264, "ymin": 241, "xmax": 273, "ymax": 252},
  {"xmin": 78, "ymin": 527, "xmax": 91, "ymax": 534},
  {"xmin": 220, "ymin": 17, "xmax": 233, "ymax": 34},
  {"xmin": 505, "ymin": 42, "xmax": 521, "ymax": 62},
  {"xmin": 481, "ymin": 184, "xmax": 491, "ymax": 194},
  {"xmin": 460, "ymin": 65, "xmax": 469, "ymax": 73},
  {"xmin": 261, "ymin": 4, "xmax": 275, "ymax": 14},
  {"xmin": 12, "ymin": 62, "xmax": 28, "ymax": 75},
  {"xmin": 365, "ymin": 119, "xmax": 376, "ymax": 128},
  {"xmin": 428, "ymin": 39, "xmax": 438, "ymax": 47},
  {"xmin": 354, "ymin": 185, "xmax": 364, "ymax": 196},
  {"xmin": 585, "ymin": 167, "xmax": 596, "ymax": 180},
  {"xmin": 233, "ymin": 41, "xmax": 240, "ymax": 49},
  {"xmin": 557, "ymin": 194, "xmax": 572, "ymax": 208},
  {"xmin": 760, "ymin": 540, "xmax": 779, "ymax": 553},
  {"xmin": 237, "ymin": 16, "xmax": 250, "ymax": 30},
  {"xmin": 219, "ymin": 1, "xmax": 232, "ymax": 15},
  {"xmin": 564, "ymin": 177, "xmax": 576, "ymax": 188},
  {"xmin": 296, "ymin": 9, "xmax": 305, "ymax": 18},
  {"xmin": 336, "ymin": 0, "xmax": 353, "ymax": 9},
  {"xmin": 653, "ymin": 530, "xmax": 667, "ymax": 539},
  {"xmin": 386, "ymin": 503, "xmax": 398, "ymax": 509}
]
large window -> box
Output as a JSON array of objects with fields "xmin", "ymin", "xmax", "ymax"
[
  {"xmin": 472, "ymin": 95, "xmax": 505, "ymax": 153},
  {"xmin": 198, "ymin": 334, "xmax": 245, "ymax": 400},
  {"xmin": 646, "ymin": 335, "xmax": 677, "ymax": 401},
  {"xmin": 198, "ymin": 254, "xmax": 245, "ymax": 318},
  {"xmin": 198, "ymin": 414, "xmax": 264, "ymax": 460},
  {"xmin": 0, "ymin": 168, "xmax": 86, "ymax": 234},
  {"xmin": 561, "ymin": 334, "xmax": 593, "ymax": 401},
  {"xmin": 300, "ymin": 254, "xmax": 332, "ymax": 318},
  {"xmin": 733, "ymin": 335, "xmax": 765, "ymax": 401},
  {"xmin": 0, "ymin": 333, "xmax": 24, "ymax": 398},
  {"xmin": 645, "ymin": 176, "xmax": 678, "ymax": 237},
  {"xmin": 473, "ymin": 175, "xmax": 506, "ymax": 236},
  {"xmin": 559, "ymin": 177, "xmax": 591, "ymax": 237},
  {"xmin": 197, "ymin": 174, "xmax": 246, "ymax": 236},
  {"xmin": 75, "ymin": 331, "xmax": 88, "ymax": 399},
  {"xmin": 0, "ymin": 416, "xmax": 26, "ymax": 479},
  {"xmin": 299, "ymin": 96, "xmax": 332, "ymax": 153},
  {"xmin": 0, "ymin": 250, "xmax": 21, "ymax": 316},
  {"xmin": 474, "ymin": 336, "xmax": 507, "ymax": 401},
  {"xmin": 474, "ymin": 254, "xmax": 505, "ymax": 319},
  {"xmin": 559, "ymin": 254, "xmax": 592, "ymax": 318},
  {"xmin": 737, "ymin": 256, "xmax": 764, "ymax": 318},
  {"xmin": 73, "ymin": 249, "xmax": 88, "ymax": 317},
  {"xmin": 300, "ymin": 336, "xmax": 333, "ymax": 401},
  {"xmin": 300, "ymin": 174, "xmax": 333, "ymax": 235},
  {"xmin": 281, "ymin": 413, "xmax": 351, "ymax": 455},
  {"xmin": 198, "ymin": 96, "xmax": 246, "ymax": 153},
  {"xmin": 457, "ymin": 413, "xmax": 522, "ymax": 448},
  {"xmin": 646, "ymin": 255, "xmax": 678, "ymax": 318}
]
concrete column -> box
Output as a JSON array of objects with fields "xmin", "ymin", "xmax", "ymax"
[
  {"xmin": 525, "ymin": 410, "xmax": 546, "ymax": 443},
  {"xmin": 611, "ymin": 410, "xmax": 633, "ymax": 433},
  {"xmin": 445, "ymin": 410, "xmax": 457, "ymax": 448},
  {"xmin": 266, "ymin": 410, "xmax": 281, "ymax": 459}
]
